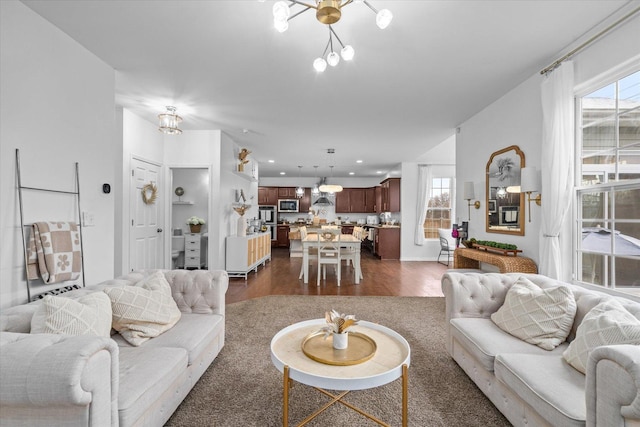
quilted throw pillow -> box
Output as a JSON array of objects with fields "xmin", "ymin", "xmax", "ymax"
[
  {"xmin": 563, "ymin": 299, "xmax": 640, "ymax": 374},
  {"xmin": 104, "ymin": 271, "xmax": 181, "ymax": 346},
  {"xmin": 491, "ymin": 277, "xmax": 577, "ymax": 350},
  {"xmin": 31, "ymin": 292, "xmax": 112, "ymax": 337}
]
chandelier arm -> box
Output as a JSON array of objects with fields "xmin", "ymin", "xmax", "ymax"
[
  {"xmin": 329, "ymin": 25, "xmax": 345, "ymax": 48},
  {"xmin": 339, "ymin": 0, "xmax": 354, "ymax": 8},
  {"xmin": 288, "ymin": 6, "xmax": 313, "ymax": 21},
  {"xmin": 362, "ymin": 0, "xmax": 379, "ymax": 14},
  {"xmin": 289, "ymin": 1, "xmax": 318, "ymax": 10}
]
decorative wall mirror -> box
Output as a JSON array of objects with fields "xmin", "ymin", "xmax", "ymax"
[{"xmin": 486, "ymin": 145, "xmax": 525, "ymax": 236}]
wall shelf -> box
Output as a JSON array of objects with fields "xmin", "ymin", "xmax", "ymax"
[
  {"xmin": 173, "ymin": 201, "xmax": 194, "ymax": 205},
  {"xmin": 232, "ymin": 170, "xmax": 258, "ymax": 183}
]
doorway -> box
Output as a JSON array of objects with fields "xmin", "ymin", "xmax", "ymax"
[{"xmin": 130, "ymin": 158, "xmax": 163, "ymax": 271}]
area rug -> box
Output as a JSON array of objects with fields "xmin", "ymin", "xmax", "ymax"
[{"xmin": 165, "ymin": 296, "xmax": 510, "ymax": 426}]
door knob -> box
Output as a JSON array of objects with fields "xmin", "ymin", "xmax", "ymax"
[{"xmin": 157, "ymin": 228, "xmax": 163, "ymax": 233}]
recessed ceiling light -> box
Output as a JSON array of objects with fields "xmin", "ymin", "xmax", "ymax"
[
  {"xmin": 268, "ymin": 160, "xmax": 275, "ymax": 163},
  {"xmin": 349, "ymin": 172, "xmax": 355, "ymax": 175},
  {"xmin": 280, "ymin": 172, "xmax": 286, "ymax": 175},
  {"xmin": 376, "ymin": 171, "xmax": 383, "ymax": 174},
  {"xmin": 356, "ymin": 160, "xmax": 363, "ymax": 163}
]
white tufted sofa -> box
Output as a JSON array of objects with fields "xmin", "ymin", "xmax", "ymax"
[
  {"xmin": 0, "ymin": 269, "xmax": 228, "ymax": 427},
  {"xmin": 442, "ymin": 272, "xmax": 640, "ymax": 427}
]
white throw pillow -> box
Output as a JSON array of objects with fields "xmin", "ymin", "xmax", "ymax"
[
  {"xmin": 31, "ymin": 292, "xmax": 112, "ymax": 337},
  {"xmin": 491, "ymin": 277, "xmax": 577, "ymax": 350},
  {"xmin": 104, "ymin": 271, "xmax": 181, "ymax": 346},
  {"xmin": 563, "ymin": 299, "xmax": 640, "ymax": 374}
]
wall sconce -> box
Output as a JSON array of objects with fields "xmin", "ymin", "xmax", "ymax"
[
  {"xmin": 521, "ymin": 167, "xmax": 542, "ymax": 222},
  {"xmin": 463, "ymin": 181, "xmax": 480, "ymax": 221}
]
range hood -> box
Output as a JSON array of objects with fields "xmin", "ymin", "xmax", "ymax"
[{"xmin": 313, "ymin": 194, "xmax": 333, "ymax": 206}]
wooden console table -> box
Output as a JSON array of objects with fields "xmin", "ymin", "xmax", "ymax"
[{"xmin": 453, "ymin": 248, "xmax": 537, "ymax": 273}]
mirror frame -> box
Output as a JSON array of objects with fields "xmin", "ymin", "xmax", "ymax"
[{"xmin": 485, "ymin": 145, "xmax": 525, "ymax": 236}]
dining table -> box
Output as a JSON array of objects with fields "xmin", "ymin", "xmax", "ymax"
[{"xmin": 302, "ymin": 233, "xmax": 363, "ymax": 284}]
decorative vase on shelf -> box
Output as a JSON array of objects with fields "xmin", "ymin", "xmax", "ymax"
[
  {"xmin": 190, "ymin": 224, "xmax": 202, "ymax": 233},
  {"xmin": 332, "ymin": 332, "xmax": 348, "ymax": 350}
]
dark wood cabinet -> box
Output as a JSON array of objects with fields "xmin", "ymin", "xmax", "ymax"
[
  {"xmin": 335, "ymin": 188, "xmax": 369, "ymax": 213},
  {"xmin": 365, "ymin": 187, "xmax": 376, "ymax": 213},
  {"xmin": 380, "ymin": 178, "xmax": 401, "ymax": 212},
  {"xmin": 376, "ymin": 227, "xmax": 400, "ymax": 259},
  {"xmin": 276, "ymin": 225, "xmax": 290, "ymax": 247},
  {"xmin": 258, "ymin": 187, "xmax": 278, "ymax": 205},
  {"xmin": 277, "ymin": 187, "xmax": 296, "ymax": 198},
  {"xmin": 375, "ymin": 186, "xmax": 382, "ymax": 214},
  {"xmin": 299, "ymin": 188, "xmax": 311, "ymax": 213},
  {"xmin": 341, "ymin": 225, "xmax": 354, "ymax": 235}
]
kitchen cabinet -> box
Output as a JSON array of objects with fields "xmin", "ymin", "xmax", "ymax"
[
  {"xmin": 225, "ymin": 232, "xmax": 271, "ymax": 279},
  {"xmin": 375, "ymin": 227, "xmax": 400, "ymax": 260},
  {"xmin": 277, "ymin": 187, "xmax": 296, "ymax": 198},
  {"xmin": 365, "ymin": 187, "xmax": 376, "ymax": 213},
  {"xmin": 341, "ymin": 225, "xmax": 354, "ymax": 235},
  {"xmin": 258, "ymin": 187, "xmax": 278, "ymax": 205},
  {"xmin": 335, "ymin": 188, "xmax": 367, "ymax": 213},
  {"xmin": 299, "ymin": 188, "xmax": 311, "ymax": 213},
  {"xmin": 375, "ymin": 186, "xmax": 382, "ymax": 214},
  {"xmin": 276, "ymin": 225, "xmax": 290, "ymax": 247},
  {"xmin": 184, "ymin": 233, "xmax": 203, "ymax": 269},
  {"xmin": 380, "ymin": 178, "xmax": 401, "ymax": 212}
]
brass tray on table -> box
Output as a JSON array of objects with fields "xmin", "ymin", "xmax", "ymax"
[{"xmin": 301, "ymin": 331, "xmax": 377, "ymax": 366}]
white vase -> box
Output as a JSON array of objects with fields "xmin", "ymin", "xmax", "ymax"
[
  {"xmin": 333, "ymin": 332, "xmax": 348, "ymax": 350},
  {"xmin": 237, "ymin": 216, "xmax": 246, "ymax": 237}
]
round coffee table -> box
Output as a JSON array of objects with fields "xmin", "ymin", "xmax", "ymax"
[{"xmin": 270, "ymin": 319, "xmax": 411, "ymax": 426}]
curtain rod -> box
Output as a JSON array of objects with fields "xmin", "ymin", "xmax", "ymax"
[{"xmin": 540, "ymin": 6, "xmax": 640, "ymax": 75}]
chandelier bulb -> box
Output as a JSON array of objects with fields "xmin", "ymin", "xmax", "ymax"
[
  {"xmin": 313, "ymin": 57, "xmax": 327, "ymax": 72},
  {"xmin": 327, "ymin": 51, "xmax": 340, "ymax": 67},
  {"xmin": 340, "ymin": 45, "xmax": 355, "ymax": 61},
  {"xmin": 376, "ymin": 9, "xmax": 393, "ymax": 29},
  {"xmin": 272, "ymin": 1, "xmax": 291, "ymax": 20},
  {"xmin": 274, "ymin": 17, "xmax": 289, "ymax": 32}
]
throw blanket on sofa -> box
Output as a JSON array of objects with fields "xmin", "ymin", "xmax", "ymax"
[{"xmin": 27, "ymin": 221, "xmax": 82, "ymax": 284}]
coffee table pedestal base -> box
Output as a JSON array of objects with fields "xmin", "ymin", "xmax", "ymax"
[{"xmin": 282, "ymin": 364, "xmax": 408, "ymax": 427}]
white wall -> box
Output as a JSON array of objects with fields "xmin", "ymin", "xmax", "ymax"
[
  {"xmin": 456, "ymin": 9, "xmax": 640, "ymax": 273},
  {"xmin": 400, "ymin": 135, "xmax": 456, "ymax": 261},
  {"xmin": 0, "ymin": 1, "xmax": 116, "ymax": 307}
]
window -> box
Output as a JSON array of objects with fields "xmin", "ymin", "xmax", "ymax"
[
  {"xmin": 576, "ymin": 70, "xmax": 640, "ymax": 288},
  {"xmin": 424, "ymin": 177, "xmax": 452, "ymax": 239}
]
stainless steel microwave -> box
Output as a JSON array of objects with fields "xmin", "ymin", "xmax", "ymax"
[{"xmin": 278, "ymin": 199, "xmax": 299, "ymax": 213}]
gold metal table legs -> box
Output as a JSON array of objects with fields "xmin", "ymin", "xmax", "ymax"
[{"xmin": 282, "ymin": 364, "xmax": 408, "ymax": 427}]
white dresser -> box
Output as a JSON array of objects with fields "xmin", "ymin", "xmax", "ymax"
[
  {"xmin": 225, "ymin": 232, "xmax": 271, "ymax": 279},
  {"xmin": 184, "ymin": 233, "xmax": 203, "ymax": 269}
]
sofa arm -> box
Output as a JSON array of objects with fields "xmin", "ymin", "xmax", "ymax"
[
  {"xmin": 586, "ymin": 345, "xmax": 640, "ymax": 427},
  {"xmin": 0, "ymin": 332, "xmax": 118, "ymax": 426}
]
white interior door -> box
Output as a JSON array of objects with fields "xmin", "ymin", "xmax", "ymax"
[{"xmin": 130, "ymin": 158, "xmax": 163, "ymax": 271}]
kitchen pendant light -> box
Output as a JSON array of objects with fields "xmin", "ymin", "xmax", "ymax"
[
  {"xmin": 312, "ymin": 165, "xmax": 320, "ymax": 195},
  {"xmin": 318, "ymin": 149, "xmax": 342, "ymax": 193},
  {"xmin": 295, "ymin": 166, "xmax": 304, "ymax": 198}
]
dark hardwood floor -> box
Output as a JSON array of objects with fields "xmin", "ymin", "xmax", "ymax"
[{"xmin": 226, "ymin": 247, "xmax": 449, "ymax": 304}]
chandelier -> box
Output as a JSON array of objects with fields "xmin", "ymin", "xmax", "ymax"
[
  {"xmin": 272, "ymin": 0, "xmax": 393, "ymax": 72},
  {"xmin": 158, "ymin": 106, "xmax": 182, "ymax": 135},
  {"xmin": 318, "ymin": 149, "xmax": 343, "ymax": 193}
]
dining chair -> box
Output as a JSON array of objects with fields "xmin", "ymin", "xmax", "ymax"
[
  {"xmin": 437, "ymin": 228, "xmax": 456, "ymax": 266},
  {"xmin": 341, "ymin": 227, "xmax": 363, "ymax": 281},
  {"xmin": 317, "ymin": 228, "xmax": 341, "ymax": 286},
  {"xmin": 298, "ymin": 226, "xmax": 317, "ymax": 280}
]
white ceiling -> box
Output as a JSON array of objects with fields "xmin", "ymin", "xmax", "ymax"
[{"xmin": 22, "ymin": 0, "xmax": 630, "ymax": 177}]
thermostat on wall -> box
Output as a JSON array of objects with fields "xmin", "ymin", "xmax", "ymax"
[{"xmin": 103, "ymin": 183, "xmax": 111, "ymax": 194}]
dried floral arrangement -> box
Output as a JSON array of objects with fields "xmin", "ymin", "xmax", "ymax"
[{"xmin": 319, "ymin": 309, "xmax": 358, "ymax": 337}]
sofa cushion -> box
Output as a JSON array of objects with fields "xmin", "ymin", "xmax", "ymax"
[
  {"xmin": 450, "ymin": 318, "xmax": 567, "ymax": 372},
  {"xmin": 104, "ymin": 271, "xmax": 182, "ymax": 346},
  {"xmin": 490, "ymin": 277, "xmax": 576, "ymax": 350},
  {"xmin": 563, "ymin": 299, "xmax": 640, "ymax": 373},
  {"xmin": 112, "ymin": 313, "xmax": 224, "ymax": 366},
  {"xmin": 118, "ymin": 345, "xmax": 188, "ymax": 427},
  {"xmin": 31, "ymin": 293, "xmax": 112, "ymax": 337},
  {"xmin": 495, "ymin": 353, "xmax": 585, "ymax": 427}
]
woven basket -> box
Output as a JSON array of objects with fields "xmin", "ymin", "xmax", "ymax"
[{"xmin": 189, "ymin": 224, "xmax": 202, "ymax": 233}]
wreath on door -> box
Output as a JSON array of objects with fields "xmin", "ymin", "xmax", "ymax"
[{"xmin": 141, "ymin": 182, "xmax": 158, "ymax": 205}]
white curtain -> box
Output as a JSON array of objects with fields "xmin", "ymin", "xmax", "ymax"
[
  {"xmin": 414, "ymin": 165, "xmax": 432, "ymax": 245},
  {"xmin": 539, "ymin": 61, "xmax": 575, "ymax": 279}
]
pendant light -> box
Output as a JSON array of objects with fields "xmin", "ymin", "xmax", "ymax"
[
  {"xmin": 295, "ymin": 166, "xmax": 304, "ymax": 198},
  {"xmin": 312, "ymin": 166, "xmax": 320, "ymax": 195}
]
